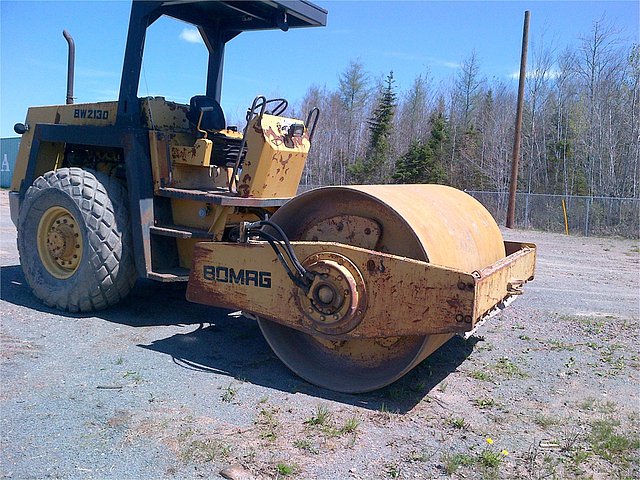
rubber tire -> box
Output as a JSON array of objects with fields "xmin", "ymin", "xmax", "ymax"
[{"xmin": 17, "ymin": 168, "xmax": 137, "ymax": 312}]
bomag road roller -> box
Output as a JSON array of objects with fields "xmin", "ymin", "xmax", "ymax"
[{"xmin": 9, "ymin": 0, "xmax": 536, "ymax": 393}]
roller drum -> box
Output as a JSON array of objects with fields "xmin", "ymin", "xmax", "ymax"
[{"xmin": 258, "ymin": 184, "xmax": 505, "ymax": 392}]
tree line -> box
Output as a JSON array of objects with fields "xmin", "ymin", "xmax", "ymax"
[{"xmin": 293, "ymin": 18, "xmax": 639, "ymax": 199}]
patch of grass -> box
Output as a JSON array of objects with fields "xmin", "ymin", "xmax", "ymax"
[
  {"xmin": 628, "ymin": 245, "xmax": 640, "ymax": 253},
  {"xmin": 388, "ymin": 385, "xmax": 411, "ymax": 400},
  {"xmin": 181, "ymin": 439, "xmax": 231, "ymax": 463},
  {"xmin": 441, "ymin": 452, "xmax": 474, "ymax": 475},
  {"xmin": 437, "ymin": 381, "xmax": 448, "ymax": 393},
  {"xmin": 477, "ymin": 449, "xmax": 503, "ymax": 468},
  {"xmin": 571, "ymin": 449, "xmax": 591, "ymax": 466},
  {"xmin": 114, "ymin": 356, "xmax": 124, "ymax": 365},
  {"xmin": 473, "ymin": 397, "xmax": 498, "ymax": 409},
  {"xmin": 469, "ymin": 370, "xmax": 493, "ymax": 381},
  {"xmin": 568, "ymin": 315, "xmax": 606, "ymax": 334},
  {"xmin": 548, "ymin": 339, "xmax": 575, "ymax": 351},
  {"xmin": 257, "ymin": 405, "xmax": 279, "ymax": 441},
  {"xmin": 293, "ymin": 439, "xmax": 318, "ymax": 454},
  {"xmin": 518, "ymin": 334, "xmax": 531, "ymax": 341},
  {"xmin": 476, "ymin": 342, "xmax": 494, "ymax": 352},
  {"xmin": 276, "ymin": 462, "xmax": 296, "ymax": 476},
  {"xmin": 589, "ymin": 418, "xmax": 640, "ymax": 464},
  {"xmin": 578, "ymin": 397, "xmax": 618, "ymax": 414},
  {"xmin": 220, "ymin": 383, "xmax": 238, "ymax": 403},
  {"xmin": 494, "ymin": 356, "xmax": 528, "ymax": 378},
  {"xmin": 412, "ymin": 380, "xmax": 427, "ymax": 392},
  {"xmin": 449, "ymin": 417, "xmax": 467, "ymax": 430},
  {"xmin": 385, "ymin": 463, "xmax": 400, "ymax": 478},
  {"xmin": 304, "ymin": 404, "xmax": 332, "ymax": 426},
  {"xmin": 122, "ymin": 370, "xmax": 143, "ymax": 383},
  {"xmin": 340, "ymin": 417, "xmax": 360, "ymax": 434},
  {"xmin": 534, "ymin": 414, "xmax": 561, "ymax": 429},
  {"xmin": 409, "ymin": 450, "xmax": 429, "ymax": 462}
]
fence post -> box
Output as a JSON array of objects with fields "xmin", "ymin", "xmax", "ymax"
[{"xmin": 584, "ymin": 197, "xmax": 591, "ymax": 236}]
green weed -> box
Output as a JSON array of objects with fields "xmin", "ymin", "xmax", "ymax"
[
  {"xmin": 304, "ymin": 404, "xmax": 332, "ymax": 426},
  {"xmin": 473, "ymin": 397, "xmax": 497, "ymax": 409},
  {"xmin": 449, "ymin": 417, "xmax": 467, "ymax": 429},
  {"xmin": 181, "ymin": 439, "xmax": 231, "ymax": 463},
  {"xmin": 221, "ymin": 383, "xmax": 238, "ymax": 403},
  {"xmin": 276, "ymin": 462, "xmax": 296, "ymax": 476},
  {"xmin": 293, "ymin": 439, "xmax": 318, "ymax": 454},
  {"xmin": 494, "ymin": 356, "xmax": 527, "ymax": 378},
  {"xmin": 441, "ymin": 452, "xmax": 473, "ymax": 475},
  {"xmin": 469, "ymin": 370, "xmax": 492, "ymax": 381}
]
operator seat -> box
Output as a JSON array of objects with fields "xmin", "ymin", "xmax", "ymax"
[
  {"xmin": 186, "ymin": 95, "xmax": 245, "ymax": 168},
  {"xmin": 187, "ymin": 95, "xmax": 226, "ymax": 132}
]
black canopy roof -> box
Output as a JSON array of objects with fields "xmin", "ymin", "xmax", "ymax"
[{"xmin": 151, "ymin": 0, "xmax": 326, "ymax": 35}]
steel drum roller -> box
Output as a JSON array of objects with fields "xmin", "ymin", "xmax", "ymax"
[{"xmin": 258, "ymin": 184, "xmax": 506, "ymax": 393}]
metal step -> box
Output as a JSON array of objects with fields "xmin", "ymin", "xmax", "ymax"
[
  {"xmin": 156, "ymin": 186, "xmax": 290, "ymax": 207},
  {"xmin": 147, "ymin": 268, "xmax": 190, "ymax": 282},
  {"xmin": 150, "ymin": 224, "xmax": 212, "ymax": 239}
]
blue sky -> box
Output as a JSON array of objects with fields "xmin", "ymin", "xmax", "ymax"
[{"xmin": 1, "ymin": 1, "xmax": 638, "ymax": 137}]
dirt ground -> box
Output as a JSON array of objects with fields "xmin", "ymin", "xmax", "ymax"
[{"xmin": 1, "ymin": 189, "xmax": 638, "ymax": 479}]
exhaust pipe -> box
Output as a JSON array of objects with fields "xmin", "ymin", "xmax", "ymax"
[{"xmin": 63, "ymin": 30, "xmax": 75, "ymax": 105}]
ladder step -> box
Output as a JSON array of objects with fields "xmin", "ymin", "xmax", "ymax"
[
  {"xmin": 157, "ymin": 186, "xmax": 290, "ymax": 207},
  {"xmin": 150, "ymin": 224, "xmax": 212, "ymax": 239},
  {"xmin": 147, "ymin": 268, "xmax": 190, "ymax": 282}
]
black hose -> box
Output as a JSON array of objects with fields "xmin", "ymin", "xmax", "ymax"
[
  {"xmin": 245, "ymin": 220, "xmax": 316, "ymax": 291},
  {"xmin": 248, "ymin": 220, "xmax": 309, "ymax": 278},
  {"xmin": 250, "ymin": 230, "xmax": 311, "ymax": 292}
]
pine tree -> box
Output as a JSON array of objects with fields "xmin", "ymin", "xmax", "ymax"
[
  {"xmin": 349, "ymin": 71, "xmax": 397, "ymax": 183},
  {"xmin": 393, "ymin": 113, "xmax": 448, "ymax": 184}
]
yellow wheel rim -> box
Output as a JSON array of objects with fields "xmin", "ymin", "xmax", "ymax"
[{"xmin": 36, "ymin": 206, "xmax": 83, "ymax": 279}]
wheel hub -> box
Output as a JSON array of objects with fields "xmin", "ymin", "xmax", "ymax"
[
  {"xmin": 297, "ymin": 252, "xmax": 367, "ymax": 335},
  {"xmin": 37, "ymin": 207, "xmax": 83, "ymax": 279}
]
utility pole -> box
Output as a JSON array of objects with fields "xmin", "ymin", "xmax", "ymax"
[{"xmin": 506, "ymin": 11, "xmax": 530, "ymax": 228}]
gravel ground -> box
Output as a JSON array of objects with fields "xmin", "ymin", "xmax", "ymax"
[{"xmin": 1, "ymin": 189, "xmax": 638, "ymax": 479}]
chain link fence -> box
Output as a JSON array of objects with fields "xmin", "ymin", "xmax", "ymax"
[
  {"xmin": 467, "ymin": 191, "xmax": 639, "ymax": 238},
  {"xmin": 298, "ymin": 183, "xmax": 639, "ymax": 238}
]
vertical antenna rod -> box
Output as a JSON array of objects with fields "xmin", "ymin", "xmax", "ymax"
[{"xmin": 506, "ymin": 11, "xmax": 530, "ymax": 228}]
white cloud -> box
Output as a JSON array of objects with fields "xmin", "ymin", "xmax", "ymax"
[
  {"xmin": 179, "ymin": 28, "xmax": 202, "ymax": 44},
  {"xmin": 508, "ymin": 68, "xmax": 560, "ymax": 80},
  {"xmin": 439, "ymin": 60, "xmax": 461, "ymax": 69}
]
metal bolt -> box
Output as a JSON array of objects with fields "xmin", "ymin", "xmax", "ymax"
[
  {"xmin": 455, "ymin": 314, "xmax": 464, "ymax": 323},
  {"xmin": 320, "ymin": 315, "xmax": 325, "ymax": 321},
  {"xmin": 317, "ymin": 285, "xmax": 335, "ymax": 304},
  {"xmin": 464, "ymin": 315, "xmax": 472, "ymax": 323},
  {"xmin": 333, "ymin": 315, "xmax": 339, "ymax": 320}
]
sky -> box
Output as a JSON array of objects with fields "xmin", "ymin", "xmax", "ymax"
[{"xmin": 1, "ymin": 1, "xmax": 638, "ymax": 137}]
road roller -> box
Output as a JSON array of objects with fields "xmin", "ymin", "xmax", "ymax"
[{"xmin": 9, "ymin": 0, "xmax": 535, "ymax": 393}]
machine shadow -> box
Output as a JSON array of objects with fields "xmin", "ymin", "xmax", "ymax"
[{"xmin": 1, "ymin": 263, "xmax": 477, "ymax": 412}]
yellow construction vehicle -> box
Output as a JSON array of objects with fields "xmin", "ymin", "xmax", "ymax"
[{"xmin": 9, "ymin": 1, "xmax": 536, "ymax": 393}]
